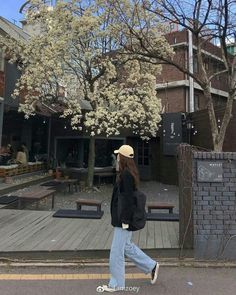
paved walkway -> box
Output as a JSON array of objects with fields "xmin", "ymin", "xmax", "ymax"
[{"xmin": 0, "ymin": 265, "xmax": 235, "ymax": 295}]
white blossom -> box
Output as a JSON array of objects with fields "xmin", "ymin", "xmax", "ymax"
[{"xmin": 0, "ymin": 0, "xmax": 173, "ymax": 140}]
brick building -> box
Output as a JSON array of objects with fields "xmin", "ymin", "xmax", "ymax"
[{"xmin": 157, "ymin": 29, "xmax": 228, "ymax": 113}]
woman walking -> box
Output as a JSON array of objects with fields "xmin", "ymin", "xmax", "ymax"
[{"xmin": 101, "ymin": 144, "xmax": 159, "ymax": 292}]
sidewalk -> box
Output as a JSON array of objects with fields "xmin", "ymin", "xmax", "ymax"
[{"xmin": 0, "ymin": 263, "xmax": 235, "ymax": 295}]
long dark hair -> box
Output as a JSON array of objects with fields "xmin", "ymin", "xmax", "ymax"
[{"xmin": 118, "ymin": 154, "xmax": 140, "ymax": 189}]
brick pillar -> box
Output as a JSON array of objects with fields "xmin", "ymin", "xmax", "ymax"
[{"xmin": 193, "ymin": 152, "xmax": 236, "ymax": 260}]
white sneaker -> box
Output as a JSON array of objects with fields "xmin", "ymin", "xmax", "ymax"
[
  {"xmin": 150, "ymin": 262, "xmax": 159, "ymax": 284},
  {"xmin": 96, "ymin": 285, "xmax": 118, "ymax": 292}
]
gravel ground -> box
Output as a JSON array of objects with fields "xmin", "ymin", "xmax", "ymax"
[
  {"xmin": 5, "ymin": 181, "xmax": 179, "ymax": 213},
  {"xmin": 0, "ymin": 172, "xmax": 49, "ymax": 189}
]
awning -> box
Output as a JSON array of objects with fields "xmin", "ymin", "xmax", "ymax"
[{"xmin": 35, "ymin": 99, "xmax": 92, "ymax": 117}]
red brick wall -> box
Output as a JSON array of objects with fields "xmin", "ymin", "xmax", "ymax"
[
  {"xmin": 165, "ymin": 29, "xmax": 188, "ymax": 45},
  {"xmin": 192, "ymin": 34, "xmax": 223, "ymax": 59},
  {"xmin": 166, "ymin": 29, "xmax": 223, "ymax": 60},
  {"xmin": 162, "ymin": 30, "xmax": 229, "ymax": 92},
  {"xmin": 194, "ymin": 90, "xmax": 208, "ymax": 110},
  {"xmin": 157, "ymin": 49, "xmax": 186, "ymax": 83},
  {"xmin": 157, "ymin": 30, "xmax": 229, "ymax": 113},
  {"xmin": 158, "ymin": 31, "xmax": 188, "ymax": 84},
  {"xmin": 158, "ymin": 87, "xmax": 186, "ymax": 113},
  {"xmin": 158, "ymin": 86, "xmax": 226, "ymax": 114},
  {"xmin": 195, "ymin": 54, "xmax": 228, "ymax": 92}
]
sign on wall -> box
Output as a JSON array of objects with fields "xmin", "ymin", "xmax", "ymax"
[
  {"xmin": 163, "ymin": 113, "xmax": 184, "ymax": 155},
  {"xmin": 197, "ymin": 161, "xmax": 223, "ymax": 182}
]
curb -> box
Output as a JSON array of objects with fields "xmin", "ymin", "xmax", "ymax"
[{"xmin": 0, "ymin": 258, "xmax": 236, "ymax": 268}]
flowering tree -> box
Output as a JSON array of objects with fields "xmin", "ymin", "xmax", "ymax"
[
  {"xmin": 108, "ymin": 0, "xmax": 236, "ymax": 152},
  {"xmin": 0, "ymin": 0, "xmax": 173, "ymax": 187}
]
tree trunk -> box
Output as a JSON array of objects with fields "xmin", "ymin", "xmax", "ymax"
[
  {"xmin": 213, "ymin": 140, "xmax": 223, "ymax": 153},
  {"xmin": 87, "ymin": 137, "xmax": 95, "ymax": 188},
  {"xmin": 196, "ymin": 43, "xmax": 223, "ymax": 152},
  {"xmin": 215, "ymin": 95, "xmax": 234, "ymax": 152},
  {"xmin": 205, "ymin": 87, "xmax": 219, "ymax": 151},
  {"xmin": 206, "ymin": 88, "xmax": 233, "ymax": 152}
]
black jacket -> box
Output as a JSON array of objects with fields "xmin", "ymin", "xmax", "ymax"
[{"xmin": 110, "ymin": 169, "xmax": 135, "ymax": 229}]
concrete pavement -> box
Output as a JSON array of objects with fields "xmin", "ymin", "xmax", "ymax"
[{"xmin": 0, "ymin": 264, "xmax": 235, "ymax": 295}]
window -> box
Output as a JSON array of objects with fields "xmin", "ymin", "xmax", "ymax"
[
  {"xmin": 0, "ymin": 48, "xmax": 4, "ymax": 72},
  {"xmin": 204, "ymin": 61, "xmax": 209, "ymax": 71},
  {"xmin": 138, "ymin": 141, "xmax": 149, "ymax": 166},
  {"xmin": 193, "ymin": 57, "xmax": 198, "ymax": 73},
  {"xmin": 170, "ymin": 23, "xmax": 175, "ymax": 31},
  {"xmin": 213, "ymin": 63, "xmax": 220, "ymax": 80},
  {"xmin": 194, "ymin": 94, "xmax": 200, "ymax": 111}
]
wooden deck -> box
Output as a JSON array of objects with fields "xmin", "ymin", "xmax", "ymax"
[{"xmin": 0, "ymin": 209, "xmax": 179, "ymax": 252}]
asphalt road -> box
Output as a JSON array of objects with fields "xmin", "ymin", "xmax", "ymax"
[{"xmin": 0, "ymin": 265, "xmax": 235, "ymax": 295}]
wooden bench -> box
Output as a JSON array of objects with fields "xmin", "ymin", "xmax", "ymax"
[
  {"xmin": 146, "ymin": 212, "xmax": 179, "ymax": 222},
  {"xmin": 55, "ymin": 178, "xmax": 78, "ymax": 193},
  {"xmin": 17, "ymin": 188, "xmax": 56, "ymax": 210},
  {"xmin": 76, "ymin": 198, "xmax": 102, "ymax": 212},
  {"xmin": 94, "ymin": 171, "xmax": 116, "ymax": 187},
  {"xmin": 147, "ymin": 202, "xmax": 175, "ymax": 214}
]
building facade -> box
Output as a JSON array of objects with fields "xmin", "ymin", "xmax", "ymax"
[
  {"xmin": 0, "ymin": 17, "xmax": 43, "ymax": 158},
  {"xmin": 0, "ymin": 15, "xmax": 233, "ymax": 184},
  {"xmin": 157, "ymin": 29, "xmax": 229, "ymax": 114}
]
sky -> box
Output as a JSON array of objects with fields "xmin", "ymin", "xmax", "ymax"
[{"xmin": 0, "ymin": 0, "xmax": 27, "ymax": 26}]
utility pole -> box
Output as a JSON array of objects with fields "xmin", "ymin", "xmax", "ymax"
[{"xmin": 188, "ymin": 29, "xmax": 194, "ymax": 113}]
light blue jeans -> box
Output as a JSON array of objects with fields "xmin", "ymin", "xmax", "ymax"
[{"xmin": 109, "ymin": 227, "xmax": 156, "ymax": 288}]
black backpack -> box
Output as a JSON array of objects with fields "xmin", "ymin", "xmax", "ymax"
[
  {"xmin": 129, "ymin": 190, "xmax": 147, "ymax": 231},
  {"xmin": 118, "ymin": 187, "xmax": 147, "ymax": 231}
]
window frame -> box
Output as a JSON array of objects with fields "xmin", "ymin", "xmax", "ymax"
[
  {"xmin": 137, "ymin": 141, "xmax": 150, "ymax": 167},
  {"xmin": 194, "ymin": 94, "xmax": 200, "ymax": 111}
]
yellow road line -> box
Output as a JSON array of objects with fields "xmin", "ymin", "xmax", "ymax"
[{"xmin": 0, "ymin": 273, "xmax": 149, "ymax": 281}]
